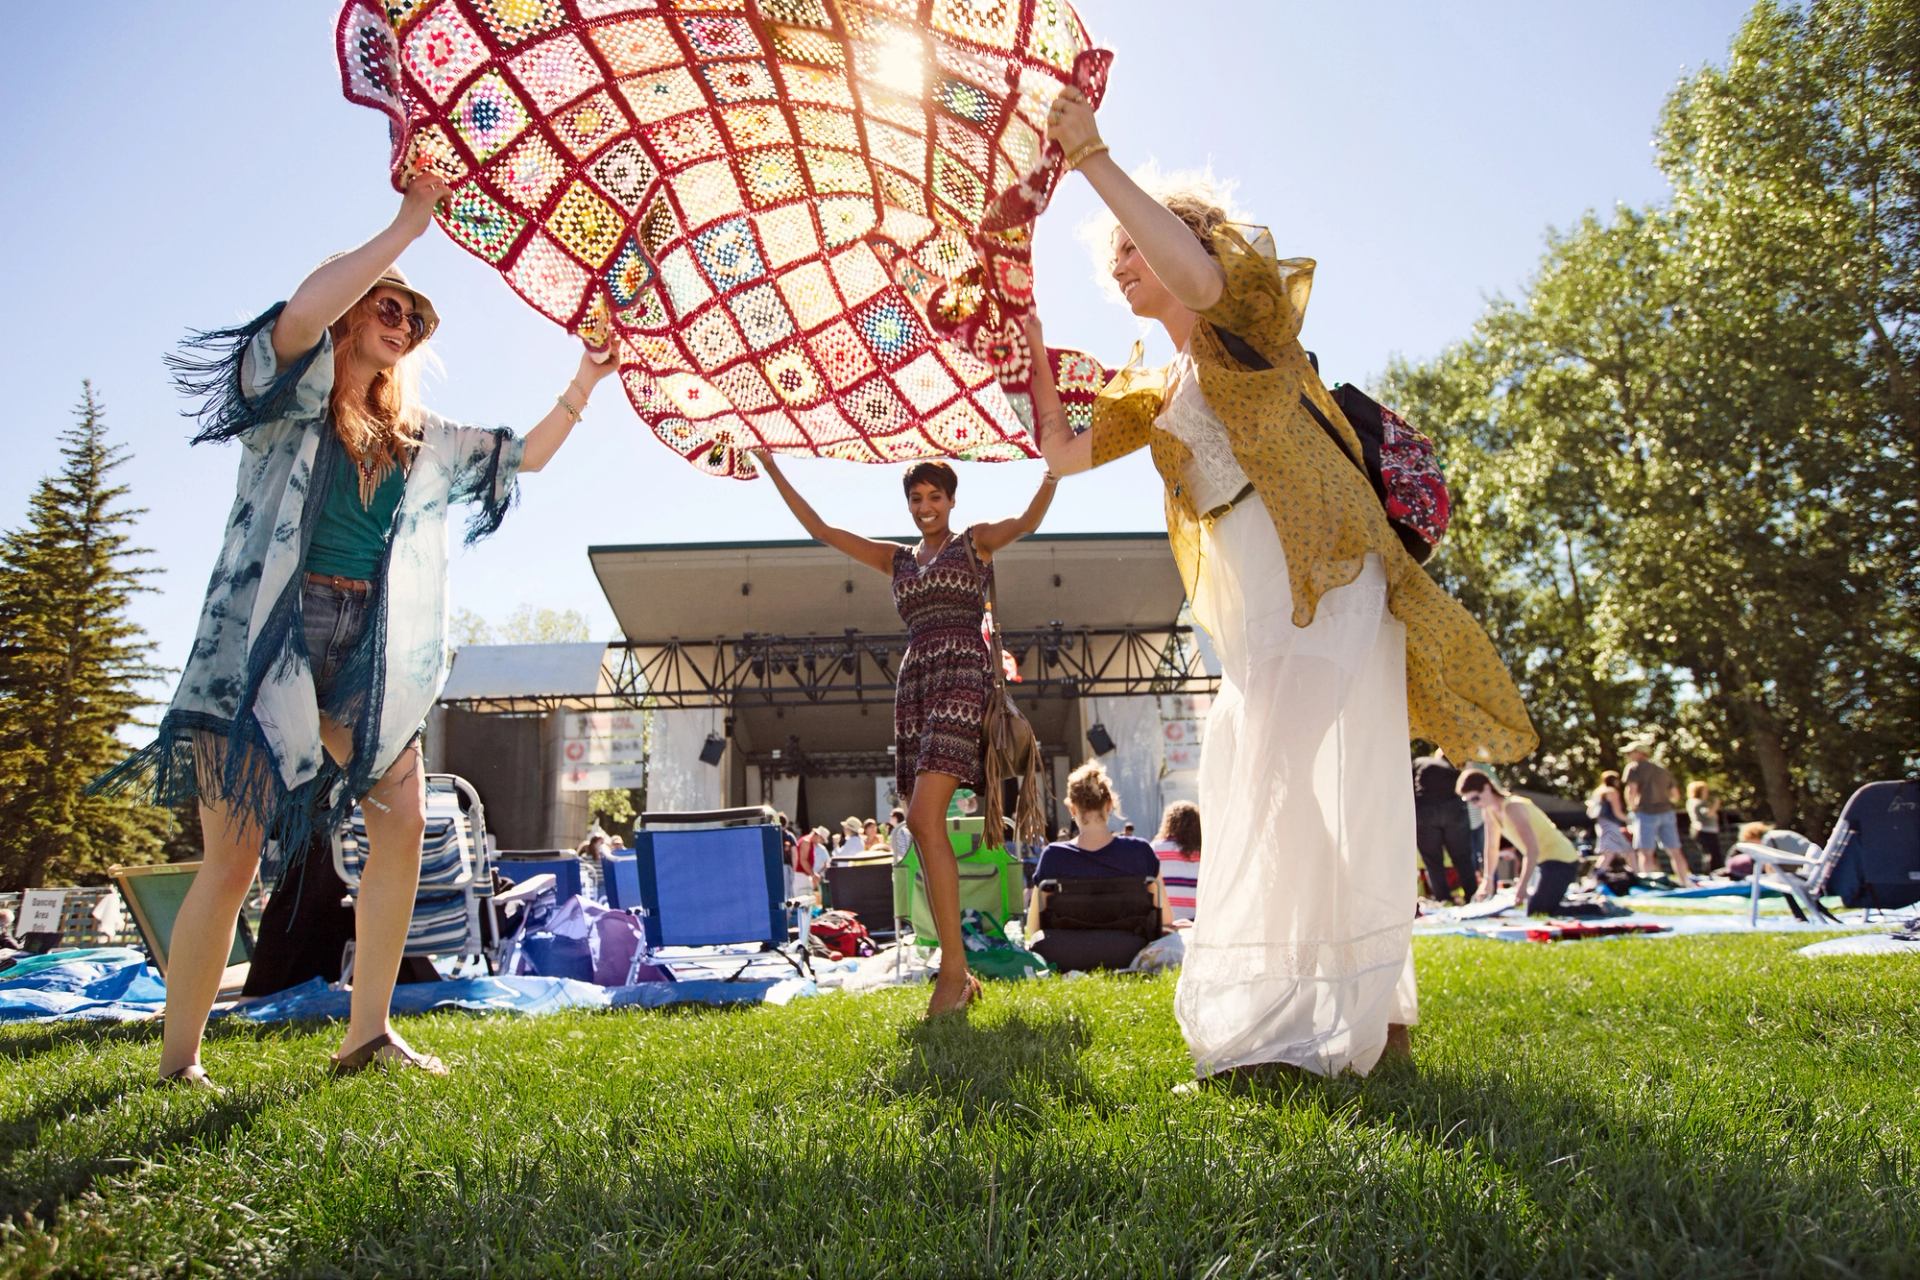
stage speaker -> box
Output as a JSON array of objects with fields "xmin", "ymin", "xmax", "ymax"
[
  {"xmin": 698, "ymin": 732, "xmax": 727, "ymax": 766},
  {"xmin": 1086, "ymin": 722, "xmax": 1116, "ymax": 755}
]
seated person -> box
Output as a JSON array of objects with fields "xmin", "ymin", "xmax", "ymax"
[
  {"xmin": 1459, "ymin": 769, "xmax": 1580, "ymax": 915},
  {"xmin": 1026, "ymin": 760, "xmax": 1167, "ymax": 969},
  {"xmin": 1727, "ymin": 820, "xmax": 1816, "ymax": 880}
]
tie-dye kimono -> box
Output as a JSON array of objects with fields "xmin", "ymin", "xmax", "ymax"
[{"xmin": 94, "ymin": 303, "xmax": 523, "ymax": 867}]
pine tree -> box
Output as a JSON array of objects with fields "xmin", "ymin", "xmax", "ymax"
[{"xmin": 0, "ymin": 384, "xmax": 174, "ymax": 889}]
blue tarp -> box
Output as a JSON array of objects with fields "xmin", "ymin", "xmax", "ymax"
[
  {"xmin": 0, "ymin": 949, "xmax": 814, "ymax": 1024},
  {"xmin": 219, "ymin": 973, "xmax": 815, "ymax": 1023},
  {"xmin": 0, "ymin": 948, "xmax": 165, "ymax": 1022}
]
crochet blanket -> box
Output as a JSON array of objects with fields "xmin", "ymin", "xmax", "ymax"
[{"xmin": 337, "ymin": 0, "xmax": 1113, "ymax": 477}]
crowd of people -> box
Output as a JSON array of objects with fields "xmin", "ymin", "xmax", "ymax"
[{"xmin": 1413, "ymin": 739, "xmax": 1751, "ymax": 915}]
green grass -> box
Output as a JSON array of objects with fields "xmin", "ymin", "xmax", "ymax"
[{"xmin": 3, "ymin": 935, "xmax": 1917, "ymax": 1278}]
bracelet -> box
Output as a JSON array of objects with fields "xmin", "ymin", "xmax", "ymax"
[
  {"xmin": 555, "ymin": 393, "xmax": 583, "ymax": 422},
  {"xmin": 1040, "ymin": 471, "xmax": 1059, "ymax": 486},
  {"xmin": 1063, "ymin": 139, "xmax": 1109, "ymax": 172}
]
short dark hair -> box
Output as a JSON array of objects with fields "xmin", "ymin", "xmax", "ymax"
[
  {"xmin": 902, "ymin": 460, "xmax": 957, "ymax": 498},
  {"xmin": 1456, "ymin": 768, "xmax": 1507, "ymax": 800}
]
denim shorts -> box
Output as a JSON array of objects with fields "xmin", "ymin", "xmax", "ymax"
[
  {"xmin": 301, "ymin": 578, "xmax": 371, "ymax": 705},
  {"xmin": 1632, "ymin": 809, "xmax": 1681, "ymax": 850}
]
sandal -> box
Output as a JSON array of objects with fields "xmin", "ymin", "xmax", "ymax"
[
  {"xmin": 159, "ymin": 1063, "xmax": 222, "ymax": 1092},
  {"xmin": 330, "ymin": 1031, "xmax": 448, "ymax": 1077},
  {"xmin": 926, "ymin": 972, "xmax": 983, "ymax": 1018}
]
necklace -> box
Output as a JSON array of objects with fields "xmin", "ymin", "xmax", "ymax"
[{"xmin": 916, "ymin": 529, "xmax": 953, "ymax": 567}]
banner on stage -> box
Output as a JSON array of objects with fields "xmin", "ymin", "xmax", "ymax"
[{"xmin": 559, "ymin": 711, "xmax": 646, "ymax": 792}]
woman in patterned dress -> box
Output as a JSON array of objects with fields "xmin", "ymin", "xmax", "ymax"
[
  {"xmin": 98, "ymin": 175, "xmax": 618, "ymax": 1085},
  {"xmin": 751, "ymin": 451, "xmax": 1057, "ymax": 1015},
  {"xmin": 1025, "ymin": 88, "xmax": 1536, "ymax": 1080}
]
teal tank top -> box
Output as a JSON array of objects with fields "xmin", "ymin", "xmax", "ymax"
[{"xmin": 306, "ymin": 448, "xmax": 404, "ymax": 580}]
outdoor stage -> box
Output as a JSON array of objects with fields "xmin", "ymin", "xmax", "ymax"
[{"xmin": 425, "ymin": 533, "xmax": 1219, "ymax": 847}]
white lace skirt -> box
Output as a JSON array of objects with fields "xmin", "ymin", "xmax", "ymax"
[{"xmin": 1174, "ymin": 499, "xmax": 1418, "ymax": 1078}]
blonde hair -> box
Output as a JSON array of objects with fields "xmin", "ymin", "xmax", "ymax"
[
  {"xmin": 328, "ymin": 291, "xmax": 426, "ymax": 486},
  {"xmin": 1738, "ymin": 820, "xmax": 1771, "ymax": 844},
  {"xmin": 1077, "ymin": 162, "xmax": 1249, "ymax": 299},
  {"xmin": 1066, "ymin": 759, "xmax": 1116, "ymax": 816},
  {"xmin": 1688, "ymin": 781, "xmax": 1712, "ymax": 801}
]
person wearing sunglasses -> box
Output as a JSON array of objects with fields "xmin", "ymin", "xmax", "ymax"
[{"xmin": 94, "ymin": 172, "xmax": 619, "ymax": 1086}]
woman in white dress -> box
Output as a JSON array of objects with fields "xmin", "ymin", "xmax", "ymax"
[{"xmin": 1029, "ymin": 89, "xmax": 1536, "ymax": 1080}]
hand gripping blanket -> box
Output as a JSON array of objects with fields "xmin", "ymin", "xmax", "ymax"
[{"xmin": 337, "ymin": 0, "xmax": 1113, "ymax": 477}]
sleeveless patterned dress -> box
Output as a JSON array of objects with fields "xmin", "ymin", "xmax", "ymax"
[{"xmin": 890, "ymin": 528, "xmax": 991, "ymax": 800}]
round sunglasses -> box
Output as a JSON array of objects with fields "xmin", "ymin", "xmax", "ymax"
[{"xmin": 373, "ymin": 295, "xmax": 429, "ymax": 346}]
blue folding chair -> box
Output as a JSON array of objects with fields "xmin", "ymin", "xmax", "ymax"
[
  {"xmin": 495, "ymin": 853, "xmax": 585, "ymax": 903},
  {"xmin": 602, "ymin": 849, "xmax": 640, "ymax": 909},
  {"xmin": 629, "ymin": 822, "xmax": 809, "ymax": 980}
]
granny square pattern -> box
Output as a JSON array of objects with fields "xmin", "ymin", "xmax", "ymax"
[{"xmin": 337, "ymin": 0, "xmax": 1112, "ymax": 476}]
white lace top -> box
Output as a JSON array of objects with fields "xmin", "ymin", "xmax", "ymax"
[{"xmin": 1154, "ymin": 350, "xmax": 1252, "ymax": 512}]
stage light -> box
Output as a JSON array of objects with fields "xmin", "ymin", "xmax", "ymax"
[
  {"xmin": 750, "ymin": 655, "xmax": 766, "ymax": 678},
  {"xmin": 1086, "ymin": 722, "xmax": 1116, "ymax": 755},
  {"xmin": 699, "ymin": 732, "xmax": 726, "ymax": 766}
]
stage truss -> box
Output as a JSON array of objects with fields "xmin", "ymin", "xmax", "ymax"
[{"xmin": 438, "ymin": 624, "xmax": 1217, "ymax": 714}]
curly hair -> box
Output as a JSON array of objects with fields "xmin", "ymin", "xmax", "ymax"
[
  {"xmin": 1155, "ymin": 800, "xmax": 1201, "ymax": 854},
  {"xmin": 1161, "ymin": 192, "xmax": 1231, "ymax": 256}
]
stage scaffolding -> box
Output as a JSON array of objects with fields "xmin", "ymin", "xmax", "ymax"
[{"xmin": 435, "ymin": 623, "xmax": 1218, "ymax": 715}]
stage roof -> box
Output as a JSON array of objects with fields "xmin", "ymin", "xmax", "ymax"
[
  {"xmin": 440, "ymin": 642, "xmax": 609, "ymax": 713},
  {"xmin": 588, "ymin": 532, "xmax": 1184, "ymax": 640}
]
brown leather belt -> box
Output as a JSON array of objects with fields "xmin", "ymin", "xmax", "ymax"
[
  {"xmin": 1200, "ymin": 482, "xmax": 1257, "ymax": 525},
  {"xmin": 304, "ymin": 572, "xmax": 373, "ymax": 594}
]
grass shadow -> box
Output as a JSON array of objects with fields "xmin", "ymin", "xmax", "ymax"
[
  {"xmin": 869, "ymin": 1006, "xmax": 1102, "ymax": 1129},
  {"xmin": 0, "ymin": 1075, "xmax": 321, "ymax": 1227},
  {"xmin": 1263, "ymin": 1055, "xmax": 1919, "ymax": 1273}
]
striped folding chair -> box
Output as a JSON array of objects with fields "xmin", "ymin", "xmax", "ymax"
[{"xmin": 333, "ymin": 773, "xmax": 493, "ymax": 977}]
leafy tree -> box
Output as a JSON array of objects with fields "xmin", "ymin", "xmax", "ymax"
[
  {"xmin": 0, "ymin": 386, "xmax": 174, "ymax": 888},
  {"xmin": 1385, "ymin": 0, "xmax": 1919, "ymax": 830}
]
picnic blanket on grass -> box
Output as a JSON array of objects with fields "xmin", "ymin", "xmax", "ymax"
[{"xmin": 0, "ymin": 948, "xmax": 165, "ymax": 1023}]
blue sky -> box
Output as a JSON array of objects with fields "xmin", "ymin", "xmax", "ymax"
[{"xmin": 0, "ymin": 1, "xmax": 1756, "ymax": 703}]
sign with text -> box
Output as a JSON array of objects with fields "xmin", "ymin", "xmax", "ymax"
[
  {"xmin": 19, "ymin": 889, "xmax": 66, "ymax": 937},
  {"xmin": 559, "ymin": 711, "xmax": 647, "ymax": 792}
]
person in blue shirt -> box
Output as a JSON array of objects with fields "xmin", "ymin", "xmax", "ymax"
[{"xmin": 1027, "ymin": 760, "xmax": 1169, "ymax": 935}]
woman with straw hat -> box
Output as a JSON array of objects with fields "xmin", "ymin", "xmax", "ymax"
[{"xmin": 96, "ymin": 174, "xmax": 619, "ymax": 1086}]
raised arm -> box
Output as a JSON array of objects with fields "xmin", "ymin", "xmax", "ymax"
[
  {"xmin": 518, "ymin": 348, "xmax": 619, "ymax": 474},
  {"xmin": 1023, "ymin": 313, "xmax": 1092, "ymax": 477},
  {"xmin": 274, "ymin": 174, "xmax": 450, "ymax": 365},
  {"xmin": 1047, "ymin": 88, "xmax": 1224, "ymax": 313},
  {"xmin": 971, "ymin": 469, "xmax": 1058, "ymax": 557},
  {"xmin": 750, "ymin": 450, "xmax": 898, "ymax": 576}
]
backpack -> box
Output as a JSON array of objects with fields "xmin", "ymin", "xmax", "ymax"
[
  {"xmin": 1214, "ymin": 325, "xmax": 1452, "ymax": 563},
  {"xmin": 807, "ymin": 909, "xmax": 876, "ymax": 960}
]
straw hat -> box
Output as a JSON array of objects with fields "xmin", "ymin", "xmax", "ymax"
[
  {"xmin": 1620, "ymin": 738, "xmax": 1656, "ymax": 756},
  {"xmin": 319, "ymin": 256, "xmax": 441, "ymax": 340}
]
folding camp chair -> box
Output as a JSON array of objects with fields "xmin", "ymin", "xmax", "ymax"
[
  {"xmin": 893, "ymin": 816, "xmax": 1025, "ymax": 946},
  {"xmin": 628, "ymin": 812, "xmax": 810, "ymax": 981},
  {"xmin": 1029, "ymin": 875, "xmax": 1161, "ymax": 972},
  {"xmin": 333, "ymin": 773, "xmax": 494, "ymax": 976},
  {"xmin": 110, "ymin": 862, "xmax": 257, "ymax": 996},
  {"xmin": 495, "ymin": 852, "xmax": 585, "ymax": 902},
  {"xmin": 1734, "ymin": 781, "xmax": 1920, "ymax": 926}
]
